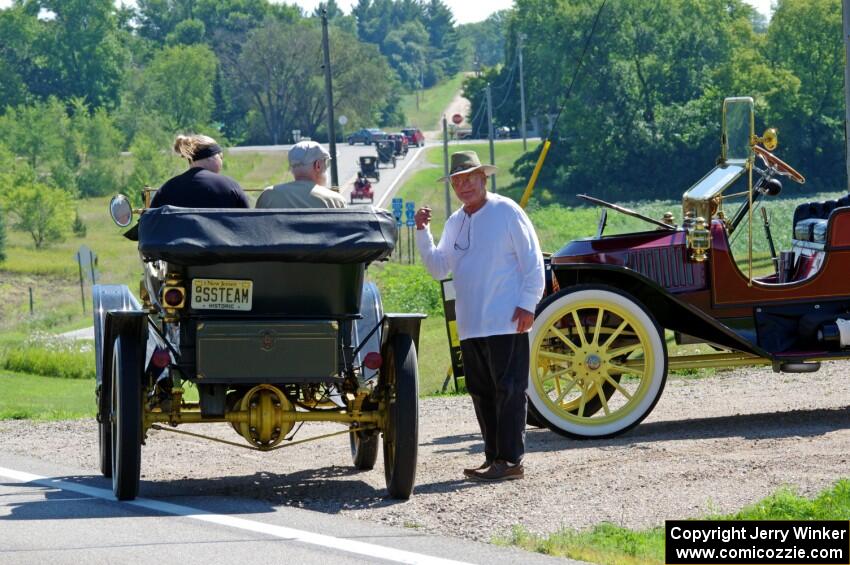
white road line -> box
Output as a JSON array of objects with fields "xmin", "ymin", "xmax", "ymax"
[
  {"xmin": 0, "ymin": 466, "xmax": 471, "ymax": 565},
  {"xmin": 376, "ymin": 146, "xmax": 426, "ymax": 208}
]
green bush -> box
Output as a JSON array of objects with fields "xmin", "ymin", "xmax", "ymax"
[
  {"xmin": 370, "ymin": 263, "xmax": 443, "ymax": 317},
  {"xmin": 72, "ymin": 209, "xmax": 87, "ymax": 237},
  {"xmin": 2, "ymin": 344, "xmax": 95, "ymax": 380}
]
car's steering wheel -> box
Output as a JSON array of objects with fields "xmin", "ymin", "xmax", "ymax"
[{"xmin": 753, "ymin": 145, "xmax": 805, "ymax": 184}]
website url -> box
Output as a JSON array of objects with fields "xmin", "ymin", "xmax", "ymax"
[{"xmin": 675, "ymin": 547, "xmax": 845, "ymax": 561}]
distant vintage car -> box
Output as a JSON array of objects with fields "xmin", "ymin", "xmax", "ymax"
[
  {"xmin": 359, "ymin": 155, "xmax": 380, "ymax": 182},
  {"xmin": 387, "ymin": 133, "xmax": 409, "ymax": 158},
  {"xmin": 375, "ymin": 140, "xmax": 396, "ymax": 168},
  {"xmin": 528, "ymin": 96, "xmax": 850, "ymax": 440},
  {"xmin": 401, "ymin": 127, "xmax": 425, "ymax": 147},
  {"xmin": 95, "ymin": 199, "xmax": 423, "ymax": 501},
  {"xmin": 348, "ymin": 128, "xmax": 386, "ymax": 145}
]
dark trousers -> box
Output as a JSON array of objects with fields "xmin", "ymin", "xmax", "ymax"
[{"xmin": 460, "ymin": 333, "xmax": 529, "ymax": 465}]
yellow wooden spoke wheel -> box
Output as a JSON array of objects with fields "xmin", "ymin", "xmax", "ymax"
[{"xmin": 528, "ymin": 285, "xmax": 667, "ymax": 438}]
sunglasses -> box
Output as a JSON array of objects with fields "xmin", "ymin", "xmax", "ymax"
[{"xmin": 453, "ymin": 213, "xmax": 472, "ymax": 251}]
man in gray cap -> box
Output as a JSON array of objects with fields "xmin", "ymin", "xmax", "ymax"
[{"xmin": 256, "ymin": 140, "xmax": 346, "ymax": 209}]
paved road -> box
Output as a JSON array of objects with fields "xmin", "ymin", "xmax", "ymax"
[{"xmin": 0, "ymin": 452, "xmax": 575, "ymax": 565}]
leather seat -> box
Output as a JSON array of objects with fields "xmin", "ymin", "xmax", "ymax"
[{"xmin": 793, "ymin": 194, "xmax": 850, "ymax": 242}]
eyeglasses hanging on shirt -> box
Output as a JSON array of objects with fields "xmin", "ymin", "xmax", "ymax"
[{"xmin": 453, "ymin": 213, "xmax": 472, "ymax": 251}]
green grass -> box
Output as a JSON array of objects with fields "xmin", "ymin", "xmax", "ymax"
[
  {"xmin": 499, "ymin": 480, "xmax": 850, "ymax": 564},
  {"xmin": 222, "ymin": 150, "xmax": 292, "ymax": 191},
  {"xmin": 1, "ymin": 342, "xmax": 94, "ymax": 380},
  {"xmin": 0, "ymin": 370, "xmax": 95, "ymax": 420},
  {"xmin": 399, "ymin": 73, "xmax": 467, "ymax": 131}
]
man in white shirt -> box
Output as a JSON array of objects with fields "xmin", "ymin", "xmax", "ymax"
[
  {"xmin": 414, "ymin": 150, "xmax": 545, "ymax": 481},
  {"xmin": 256, "ymin": 141, "xmax": 346, "ymax": 209}
]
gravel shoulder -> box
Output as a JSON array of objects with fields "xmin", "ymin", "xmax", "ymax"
[{"xmin": 2, "ymin": 362, "xmax": 850, "ymax": 544}]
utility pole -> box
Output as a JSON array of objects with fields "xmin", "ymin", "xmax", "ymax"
[
  {"xmin": 321, "ymin": 9, "xmax": 339, "ymax": 187},
  {"xmin": 843, "ymin": 0, "xmax": 850, "ymax": 189},
  {"xmin": 518, "ymin": 33, "xmax": 528, "ymax": 151},
  {"xmin": 443, "ymin": 115, "xmax": 451, "ymax": 218},
  {"xmin": 486, "ymin": 83, "xmax": 496, "ymax": 193}
]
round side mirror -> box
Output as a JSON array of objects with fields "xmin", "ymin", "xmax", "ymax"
[{"xmin": 109, "ymin": 194, "xmax": 133, "ymax": 227}]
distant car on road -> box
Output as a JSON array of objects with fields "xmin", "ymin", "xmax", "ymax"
[
  {"xmin": 348, "ymin": 128, "xmax": 386, "ymax": 145},
  {"xmin": 401, "ymin": 127, "xmax": 425, "ymax": 147},
  {"xmin": 387, "ymin": 133, "xmax": 409, "ymax": 158}
]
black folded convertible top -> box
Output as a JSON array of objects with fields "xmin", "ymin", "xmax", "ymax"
[{"xmin": 138, "ymin": 206, "xmax": 397, "ymax": 265}]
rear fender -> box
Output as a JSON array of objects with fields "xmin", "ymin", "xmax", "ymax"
[
  {"xmin": 552, "ymin": 264, "xmax": 767, "ymax": 357},
  {"xmin": 94, "ymin": 285, "xmax": 147, "ymax": 421},
  {"xmin": 93, "ymin": 284, "xmax": 143, "ymax": 387},
  {"xmin": 381, "ymin": 313, "xmax": 427, "ymax": 354}
]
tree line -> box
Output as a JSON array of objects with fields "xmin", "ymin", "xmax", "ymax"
[
  {"xmin": 0, "ymin": 0, "xmax": 484, "ymax": 251},
  {"xmin": 464, "ymin": 0, "xmax": 846, "ymax": 203}
]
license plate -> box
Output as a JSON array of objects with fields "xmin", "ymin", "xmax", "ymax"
[{"xmin": 191, "ymin": 279, "xmax": 253, "ymax": 311}]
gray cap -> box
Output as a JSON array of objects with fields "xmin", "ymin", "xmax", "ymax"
[{"xmin": 288, "ymin": 141, "xmax": 331, "ymax": 167}]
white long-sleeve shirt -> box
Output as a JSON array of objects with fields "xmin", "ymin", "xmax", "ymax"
[{"xmin": 416, "ymin": 193, "xmax": 545, "ymax": 340}]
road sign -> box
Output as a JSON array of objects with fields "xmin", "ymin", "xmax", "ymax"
[
  {"xmin": 338, "ymin": 115, "xmax": 348, "ymax": 126},
  {"xmin": 406, "ymin": 218, "xmax": 415, "ymax": 227},
  {"xmin": 452, "ymin": 113, "xmax": 463, "ymax": 125},
  {"xmin": 392, "ymin": 197, "xmax": 403, "ymax": 210},
  {"xmin": 405, "ymin": 201, "xmax": 415, "ymax": 210}
]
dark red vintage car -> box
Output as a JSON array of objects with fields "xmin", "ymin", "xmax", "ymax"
[{"xmin": 529, "ymin": 97, "xmax": 850, "ymax": 438}]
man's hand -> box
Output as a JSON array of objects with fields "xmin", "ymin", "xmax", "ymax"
[
  {"xmin": 414, "ymin": 206, "xmax": 432, "ymax": 230},
  {"xmin": 512, "ymin": 307, "xmax": 534, "ymax": 333}
]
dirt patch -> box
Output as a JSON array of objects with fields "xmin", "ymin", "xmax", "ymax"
[{"xmin": 2, "ymin": 363, "xmax": 850, "ymax": 542}]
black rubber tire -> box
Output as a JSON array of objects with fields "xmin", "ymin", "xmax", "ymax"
[
  {"xmin": 526, "ymin": 400, "xmax": 545, "ymax": 428},
  {"xmin": 350, "ymin": 429, "xmax": 380, "ymax": 470},
  {"xmin": 97, "ymin": 333, "xmax": 114, "ymax": 477},
  {"xmin": 111, "ymin": 335, "xmax": 143, "ymax": 500},
  {"xmin": 382, "ymin": 333, "xmax": 419, "ymax": 499},
  {"xmin": 98, "ymin": 413, "xmax": 113, "ymax": 477},
  {"xmin": 376, "ymin": 172, "xmax": 380, "ymax": 182}
]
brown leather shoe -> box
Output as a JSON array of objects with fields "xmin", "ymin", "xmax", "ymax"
[
  {"xmin": 470, "ymin": 460, "xmax": 524, "ymax": 482},
  {"xmin": 463, "ymin": 460, "xmax": 493, "ymax": 478}
]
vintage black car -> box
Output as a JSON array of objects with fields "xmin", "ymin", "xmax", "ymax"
[
  {"xmin": 95, "ymin": 202, "xmax": 423, "ymax": 500},
  {"xmin": 359, "ymin": 156, "xmax": 380, "ymax": 182},
  {"xmin": 375, "ymin": 140, "xmax": 396, "ymax": 168}
]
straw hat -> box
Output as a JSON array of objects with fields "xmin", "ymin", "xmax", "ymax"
[{"xmin": 437, "ymin": 150, "xmax": 498, "ymax": 182}]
